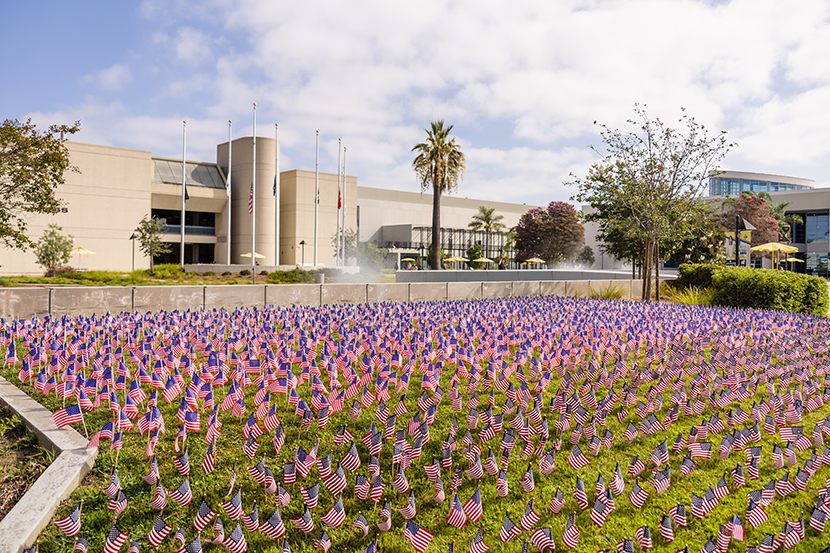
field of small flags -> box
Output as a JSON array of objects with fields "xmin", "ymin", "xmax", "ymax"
[{"xmin": 3, "ymin": 295, "xmax": 830, "ymax": 553}]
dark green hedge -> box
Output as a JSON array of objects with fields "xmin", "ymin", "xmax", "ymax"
[{"xmin": 676, "ymin": 263, "xmax": 829, "ymax": 316}]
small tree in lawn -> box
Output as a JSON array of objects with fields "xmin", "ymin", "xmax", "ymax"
[
  {"xmin": 135, "ymin": 215, "xmax": 171, "ymax": 274},
  {"xmin": 571, "ymin": 105, "xmax": 732, "ymax": 302},
  {"xmin": 35, "ymin": 224, "xmax": 73, "ymax": 276},
  {"xmin": 514, "ymin": 202, "xmax": 584, "ymax": 265}
]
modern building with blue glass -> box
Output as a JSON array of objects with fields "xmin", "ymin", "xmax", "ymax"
[
  {"xmin": 708, "ymin": 171, "xmax": 814, "ymax": 196},
  {"xmin": 707, "ymin": 171, "xmax": 830, "ymax": 278}
]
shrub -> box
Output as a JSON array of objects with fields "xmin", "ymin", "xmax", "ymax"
[
  {"xmin": 221, "ymin": 271, "xmax": 232, "ymax": 276},
  {"xmin": 588, "ymin": 283, "xmax": 625, "ymax": 301},
  {"xmin": 53, "ymin": 265, "xmax": 76, "ymax": 277},
  {"xmin": 267, "ymin": 268, "xmax": 315, "ymax": 284},
  {"xmin": 239, "ymin": 269, "xmax": 251, "ymax": 276},
  {"xmin": 662, "ymin": 285, "xmax": 714, "ymax": 306},
  {"xmin": 260, "ymin": 270, "xmax": 269, "ymax": 276},
  {"xmin": 202, "ymin": 271, "xmax": 215, "ymax": 276},
  {"xmin": 710, "ymin": 266, "xmax": 828, "ymax": 316},
  {"xmin": 675, "ymin": 263, "xmax": 719, "ymax": 289},
  {"xmin": 153, "ymin": 264, "xmax": 185, "ymax": 279}
]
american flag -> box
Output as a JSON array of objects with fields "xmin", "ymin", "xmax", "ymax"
[
  {"xmin": 563, "ymin": 513, "xmax": 580, "ymax": 548},
  {"xmin": 404, "ymin": 521, "xmax": 433, "ymax": 553},
  {"xmin": 469, "ymin": 525, "xmax": 489, "ymax": 553},
  {"xmin": 148, "ymin": 514, "xmax": 172, "ymax": 547},
  {"xmin": 289, "ymin": 506, "xmax": 314, "ymax": 534},
  {"xmin": 260, "ymin": 508, "xmax": 286, "ymax": 539},
  {"xmin": 224, "ymin": 523, "xmax": 247, "ymax": 553},
  {"xmin": 53, "ymin": 502, "xmax": 82, "ymax": 537}
]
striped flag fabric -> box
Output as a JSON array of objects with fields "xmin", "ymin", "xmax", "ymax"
[
  {"xmin": 404, "ymin": 521, "xmax": 433, "ymax": 553},
  {"xmin": 52, "ymin": 404, "xmax": 83, "ymax": 428},
  {"xmin": 53, "ymin": 502, "xmax": 82, "ymax": 537},
  {"xmin": 148, "ymin": 514, "xmax": 172, "ymax": 548},
  {"xmin": 563, "ymin": 513, "xmax": 580, "ymax": 548}
]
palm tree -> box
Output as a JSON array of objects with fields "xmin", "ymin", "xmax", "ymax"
[
  {"xmin": 412, "ymin": 121, "xmax": 466, "ymax": 270},
  {"xmin": 468, "ymin": 206, "xmax": 505, "ymax": 259}
]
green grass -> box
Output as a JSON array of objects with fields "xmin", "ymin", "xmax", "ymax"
[{"xmin": 0, "ymin": 303, "xmax": 827, "ymax": 552}]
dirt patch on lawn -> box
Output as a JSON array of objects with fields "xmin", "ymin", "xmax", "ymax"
[{"xmin": 0, "ymin": 403, "xmax": 51, "ymax": 520}]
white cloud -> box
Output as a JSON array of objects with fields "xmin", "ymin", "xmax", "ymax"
[
  {"xmin": 174, "ymin": 27, "xmax": 213, "ymax": 64},
  {"xmin": 26, "ymin": 0, "xmax": 830, "ymax": 207},
  {"xmin": 93, "ymin": 64, "xmax": 132, "ymax": 90}
]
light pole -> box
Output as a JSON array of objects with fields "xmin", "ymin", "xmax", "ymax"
[
  {"xmin": 129, "ymin": 233, "xmax": 136, "ymax": 272},
  {"xmin": 299, "ymin": 240, "xmax": 306, "ymax": 267}
]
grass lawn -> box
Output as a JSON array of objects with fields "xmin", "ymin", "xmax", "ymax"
[{"xmin": 1, "ymin": 297, "xmax": 829, "ymax": 552}]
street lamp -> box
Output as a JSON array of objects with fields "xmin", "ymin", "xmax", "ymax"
[
  {"xmin": 299, "ymin": 240, "xmax": 306, "ymax": 266},
  {"xmin": 129, "ymin": 233, "xmax": 137, "ymax": 272}
]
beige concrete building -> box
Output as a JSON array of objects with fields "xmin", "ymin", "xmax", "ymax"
[{"xmin": 1, "ymin": 137, "xmax": 537, "ymax": 275}]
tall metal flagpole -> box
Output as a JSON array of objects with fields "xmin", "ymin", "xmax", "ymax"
[
  {"xmin": 180, "ymin": 120, "xmax": 186, "ymax": 267},
  {"xmin": 314, "ymin": 130, "xmax": 319, "ymax": 267},
  {"xmin": 274, "ymin": 123, "xmax": 280, "ymax": 265},
  {"xmin": 227, "ymin": 120, "xmax": 232, "ymax": 265},
  {"xmin": 341, "ymin": 146, "xmax": 347, "ymax": 265},
  {"xmin": 336, "ymin": 138, "xmax": 342, "ymax": 267},
  {"xmin": 252, "ymin": 103, "xmax": 257, "ymax": 283}
]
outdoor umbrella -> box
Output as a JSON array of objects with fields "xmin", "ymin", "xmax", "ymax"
[
  {"xmin": 473, "ymin": 257, "xmax": 494, "ymax": 263},
  {"xmin": 749, "ymin": 242, "xmax": 798, "ymax": 253},
  {"xmin": 240, "ymin": 252, "xmax": 266, "ymax": 259},
  {"xmin": 69, "ymin": 247, "xmax": 96, "ymax": 269},
  {"xmin": 525, "ymin": 257, "xmax": 546, "ymax": 265},
  {"xmin": 444, "ymin": 256, "xmax": 468, "ymax": 262},
  {"xmin": 400, "ymin": 258, "xmax": 416, "ymax": 262}
]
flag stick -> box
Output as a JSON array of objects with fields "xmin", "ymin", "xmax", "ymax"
[{"xmin": 77, "ymin": 399, "xmax": 89, "ymax": 440}]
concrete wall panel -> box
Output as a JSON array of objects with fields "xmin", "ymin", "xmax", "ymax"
[
  {"xmin": 482, "ymin": 281, "xmax": 513, "ymax": 299},
  {"xmin": 0, "ymin": 288, "xmax": 51, "ymax": 320},
  {"xmin": 512, "ymin": 281, "xmax": 541, "ymax": 298},
  {"xmin": 409, "ymin": 283, "xmax": 447, "ymax": 303},
  {"xmin": 266, "ymin": 284, "xmax": 321, "ymax": 307},
  {"xmin": 447, "ymin": 282, "xmax": 482, "ymax": 301},
  {"xmin": 367, "ymin": 283, "xmax": 409, "ymax": 304},
  {"xmin": 573, "ymin": 280, "xmax": 591, "ymax": 298},
  {"xmin": 541, "ymin": 281, "xmax": 570, "ymax": 297},
  {"xmin": 133, "ymin": 286, "xmax": 203, "ymax": 313},
  {"xmin": 322, "ymin": 284, "xmax": 367, "ymax": 305},
  {"xmin": 50, "ymin": 287, "xmax": 132, "ymax": 317},
  {"xmin": 205, "ymin": 285, "xmax": 266, "ymax": 311},
  {"xmin": 631, "ymin": 280, "xmax": 644, "ymax": 300}
]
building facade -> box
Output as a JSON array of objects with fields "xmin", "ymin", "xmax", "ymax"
[{"xmin": 1, "ymin": 138, "xmax": 536, "ymax": 275}]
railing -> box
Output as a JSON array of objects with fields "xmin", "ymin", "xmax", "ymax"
[{"xmin": 162, "ymin": 225, "xmax": 215, "ymax": 236}]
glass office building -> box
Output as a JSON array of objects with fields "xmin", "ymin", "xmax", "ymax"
[{"xmin": 709, "ymin": 172, "xmax": 813, "ymax": 196}]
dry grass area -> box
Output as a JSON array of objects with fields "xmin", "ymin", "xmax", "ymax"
[{"xmin": 0, "ymin": 404, "xmax": 51, "ymax": 520}]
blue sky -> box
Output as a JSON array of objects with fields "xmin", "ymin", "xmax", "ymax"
[{"xmin": 4, "ymin": 0, "xmax": 830, "ymax": 207}]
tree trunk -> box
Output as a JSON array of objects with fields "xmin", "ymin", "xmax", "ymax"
[
  {"xmin": 431, "ymin": 184, "xmax": 441, "ymax": 270},
  {"xmin": 632, "ymin": 260, "xmax": 635, "ymax": 280},
  {"xmin": 654, "ymin": 242, "xmax": 660, "ymax": 303},
  {"xmin": 642, "ymin": 240, "xmax": 652, "ymax": 302}
]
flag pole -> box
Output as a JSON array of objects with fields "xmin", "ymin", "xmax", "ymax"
[
  {"xmin": 252, "ymin": 103, "xmax": 257, "ymax": 284},
  {"xmin": 341, "ymin": 146, "xmax": 347, "ymax": 265},
  {"xmin": 180, "ymin": 120, "xmax": 187, "ymax": 267},
  {"xmin": 227, "ymin": 120, "xmax": 232, "ymax": 266},
  {"xmin": 314, "ymin": 130, "xmax": 319, "ymax": 267},
  {"xmin": 275, "ymin": 123, "xmax": 280, "ymax": 266},
  {"xmin": 336, "ymin": 138, "xmax": 342, "ymax": 267}
]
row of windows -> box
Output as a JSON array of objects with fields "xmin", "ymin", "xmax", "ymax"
[
  {"xmin": 709, "ymin": 177, "xmax": 810, "ymax": 196},
  {"xmin": 791, "ymin": 212, "xmax": 830, "ymax": 244}
]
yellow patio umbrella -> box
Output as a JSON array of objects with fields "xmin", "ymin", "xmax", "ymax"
[
  {"xmin": 69, "ymin": 247, "xmax": 96, "ymax": 268},
  {"xmin": 473, "ymin": 257, "xmax": 494, "ymax": 263},
  {"xmin": 749, "ymin": 242, "xmax": 798, "ymax": 253},
  {"xmin": 240, "ymin": 252, "xmax": 266, "ymax": 259},
  {"xmin": 445, "ymin": 256, "xmax": 468, "ymax": 262},
  {"xmin": 525, "ymin": 257, "xmax": 546, "ymax": 264},
  {"xmin": 400, "ymin": 258, "xmax": 416, "ymax": 262}
]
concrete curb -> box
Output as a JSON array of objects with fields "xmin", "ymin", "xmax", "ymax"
[{"xmin": 0, "ymin": 376, "xmax": 97, "ymax": 553}]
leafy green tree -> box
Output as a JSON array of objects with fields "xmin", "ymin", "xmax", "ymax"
[
  {"xmin": 571, "ymin": 106, "xmax": 732, "ymax": 301},
  {"xmin": 468, "ymin": 206, "xmax": 505, "ymax": 259},
  {"xmin": 35, "ymin": 224, "xmax": 73, "ymax": 276},
  {"xmin": 664, "ymin": 202, "xmax": 726, "ymax": 265},
  {"xmin": 412, "ymin": 121, "xmax": 465, "ymax": 270},
  {"xmin": 576, "ymin": 245, "xmax": 595, "ymax": 268},
  {"xmin": 0, "ymin": 119, "xmax": 80, "ymax": 249},
  {"xmin": 135, "ymin": 215, "xmax": 171, "ymax": 274},
  {"xmin": 466, "ymin": 243, "xmax": 484, "ymax": 270},
  {"xmin": 514, "ymin": 202, "xmax": 584, "ymax": 265},
  {"xmin": 720, "ymin": 191, "xmax": 779, "ymax": 248}
]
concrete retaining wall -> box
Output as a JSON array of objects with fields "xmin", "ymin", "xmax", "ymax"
[{"xmin": 0, "ymin": 277, "xmax": 660, "ymax": 318}]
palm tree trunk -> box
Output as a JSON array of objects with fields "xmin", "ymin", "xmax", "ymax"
[{"xmin": 431, "ymin": 185, "xmax": 441, "ymax": 270}]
